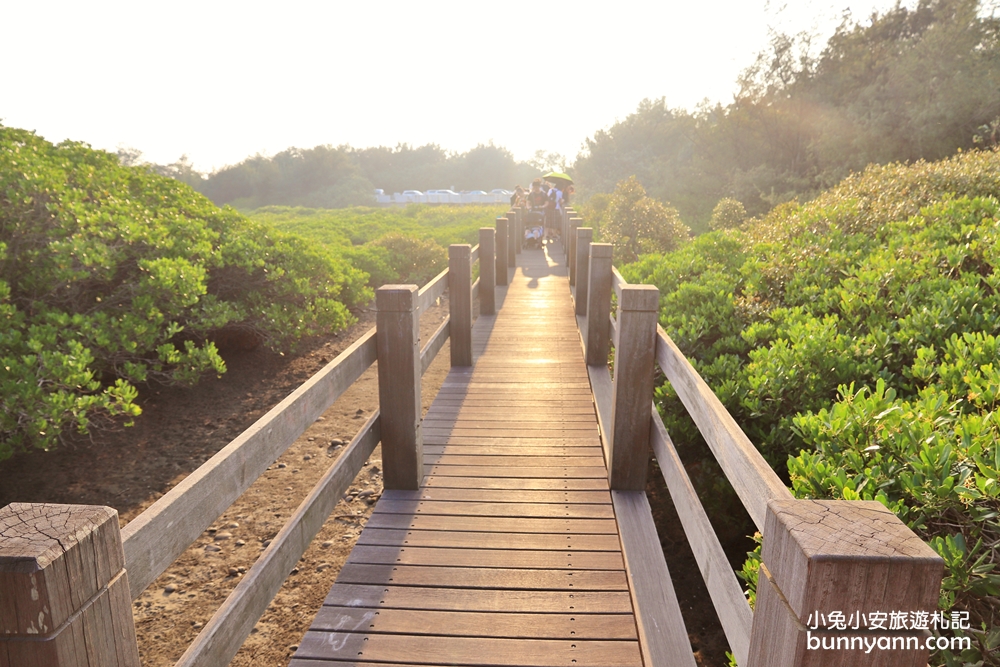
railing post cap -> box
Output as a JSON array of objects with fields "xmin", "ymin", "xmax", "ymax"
[
  {"xmin": 449, "ymin": 244, "xmax": 471, "ymax": 257},
  {"xmin": 590, "ymin": 243, "xmax": 613, "ymax": 258},
  {"xmin": 619, "ymin": 285, "xmax": 659, "ymax": 311},
  {"xmin": 376, "ymin": 285, "xmax": 418, "ymax": 311},
  {"xmin": 1, "ymin": 503, "xmax": 123, "ymax": 633},
  {"xmin": 762, "ymin": 498, "xmax": 944, "ymax": 620}
]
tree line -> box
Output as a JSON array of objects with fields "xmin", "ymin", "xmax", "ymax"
[
  {"xmin": 575, "ymin": 0, "xmax": 1000, "ymax": 232},
  {"xmin": 133, "ymin": 144, "xmax": 560, "ymax": 210},
  {"xmin": 137, "ymin": 0, "xmax": 1000, "ymax": 233}
]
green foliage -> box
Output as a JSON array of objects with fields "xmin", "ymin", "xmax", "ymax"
[
  {"xmin": 709, "ymin": 198, "xmax": 747, "ymax": 230},
  {"xmin": 624, "ymin": 149, "xmax": 1000, "ymax": 664},
  {"xmin": 604, "ymin": 176, "xmax": 690, "ymax": 263},
  {"xmin": 0, "ymin": 125, "xmax": 370, "ymax": 459},
  {"xmin": 578, "ymin": 192, "xmax": 611, "ymax": 241},
  {"xmin": 246, "ymin": 204, "xmax": 500, "ymax": 288},
  {"xmin": 366, "ymin": 234, "xmax": 446, "ymax": 286}
]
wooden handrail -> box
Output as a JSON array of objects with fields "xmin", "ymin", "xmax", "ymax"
[
  {"xmin": 121, "ymin": 327, "xmax": 378, "ymax": 599},
  {"xmin": 416, "ymin": 267, "xmax": 449, "ymax": 313},
  {"xmin": 421, "ymin": 316, "xmax": 451, "ymax": 375},
  {"xmin": 572, "ymin": 224, "xmax": 943, "ymax": 667},
  {"xmin": 655, "ymin": 326, "xmax": 792, "ymax": 532},
  {"xmin": 0, "ymin": 233, "xmax": 489, "ymax": 666},
  {"xmin": 174, "ymin": 411, "xmax": 381, "ymax": 667},
  {"xmin": 650, "ymin": 406, "xmax": 752, "ymax": 664},
  {"xmin": 611, "ymin": 266, "xmax": 626, "ymax": 298}
]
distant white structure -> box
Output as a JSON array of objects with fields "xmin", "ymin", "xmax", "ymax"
[{"xmin": 374, "ymin": 189, "xmax": 512, "ymax": 205}]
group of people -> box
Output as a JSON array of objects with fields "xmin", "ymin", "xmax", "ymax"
[{"xmin": 511, "ymin": 178, "xmax": 573, "ymax": 244}]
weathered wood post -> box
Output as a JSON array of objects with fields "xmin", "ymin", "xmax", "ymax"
[
  {"xmin": 479, "ymin": 227, "xmax": 496, "ymax": 316},
  {"xmin": 574, "ymin": 227, "xmax": 593, "ymax": 316},
  {"xmin": 495, "ymin": 217, "xmax": 509, "ymax": 287},
  {"xmin": 586, "ymin": 243, "xmax": 614, "ymax": 366},
  {"xmin": 449, "ymin": 244, "xmax": 473, "ymax": 367},
  {"xmin": 506, "ymin": 209, "xmax": 517, "ymax": 268},
  {"xmin": 747, "ymin": 499, "xmax": 944, "ymax": 667},
  {"xmin": 513, "ymin": 207, "xmax": 522, "ymax": 255},
  {"xmin": 567, "ymin": 217, "xmax": 582, "ymax": 277},
  {"xmin": 609, "ymin": 285, "xmax": 659, "ymax": 490},
  {"xmin": 0, "ymin": 503, "xmax": 141, "ymax": 666},
  {"xmin": 376, "ymin": 285, "xmax": 422, "ymax": 490}
]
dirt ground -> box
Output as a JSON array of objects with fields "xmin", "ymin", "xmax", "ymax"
[{"xmin": 0, "ymin": 297, "xmax": 742, "ymax": 666}]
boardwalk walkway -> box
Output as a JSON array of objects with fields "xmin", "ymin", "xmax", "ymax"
[{"xmin": 291, "ymin": 244, "xmax": 644, "ymax": 667}]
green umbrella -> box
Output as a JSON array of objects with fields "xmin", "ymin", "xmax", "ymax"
[{"xmin": 542, "ymin": 171, "xmax": 573, "ymax": 185}]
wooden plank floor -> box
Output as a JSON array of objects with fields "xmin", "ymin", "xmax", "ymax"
[{"xmin": 291, "ymin": 244, "xmax": 643, "ymax": 667}]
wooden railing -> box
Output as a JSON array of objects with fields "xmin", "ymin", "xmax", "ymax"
[
  {"xmin": 563, "ymin": 212, "xmax": 947, "ymax": 667},
  {"xmin": 0, "ymin": 233, "xmax": 497, "ymax": 667},
  {"xmin": 1, "ymin": 209, "xmax": 949, "ymax": 667}
]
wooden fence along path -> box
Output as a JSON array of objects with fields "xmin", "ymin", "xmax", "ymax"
[
  {"xmin": 291, "ymin": 244, "xmax": 643, "ymax": 666},
  {"xmin": 1, "ymin": 208, "xmax": 946, "ymax": 667}
]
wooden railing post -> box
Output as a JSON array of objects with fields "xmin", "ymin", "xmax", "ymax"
[
  {"xmin": 0, "ymin": 503, "xmax": 141, "ymax": 666},
  {"xmin": 574, "ymin": 227, "xmax": 593, "ymax": 316},
  {"xmin": 506, "ymin": 209, "xmax": 517, "ymax": 268},
  {"xmin": 747, "ymin": 499, "xmax": 944, "ymax": 667},
  {"xmin": 495, "ymin": 217, "xmax": 509, "ymax": 287},
  {"xmin": 479, "ymin": 227, "xmax": 496, "ymax": 316},
  {"xmin": 376, "ymin": 285, "xmax": 422, "ymax": 490},
  {"xmin": 513, "ymin": 207, "xmax": 523, "ymax": 255},
  {"xmin": 586, "ymin": 243, "xmax": 613, "ymax": 365},
  {"xmin": 609, "ymin": 284, "xmax": 659, "ymax": 490},
  {"xmin": 566, "ymin": 217, "xmax": 582, "ymax": 272},
  {"xmin": 449, "ymin": 244, "xmax": 473, "ymax": 367}
]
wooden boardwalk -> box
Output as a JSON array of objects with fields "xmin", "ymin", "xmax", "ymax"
[{"xmin": 291, "ymin": 244, "xmax": 643, "ymax": 667}]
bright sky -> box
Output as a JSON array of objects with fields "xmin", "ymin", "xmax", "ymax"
[{"xmin": 2, "ymin": 0, "xmax": 911, "ymax": 173}]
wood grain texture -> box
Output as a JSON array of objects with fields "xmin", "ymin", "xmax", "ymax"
[
  {"xmin": 324, "ymin": 583, "xmax": 634, "ymax": 613},
  {"xmin": 346, "ymin": 545, "xmax": 624, "ymax": 570},
  {"xmin": 336, "ymin": 563, "xmax": 628, "ymax": 590},
  {"xmin": 609, "ymin": 285, "xmax": 659, "ymax": 490},
  {"xmin": 173, "ymin": 413, "xmax": 380, "ymax": 667},
  {"xmin": 761, "ymin": 498, "xmax": 943, "ymax": 620},
  {"xmin": 507, "ymin": 210, "xmax": 517, "ymax": 267},
  {"xmin": 613, "ymin": 490, "xmax": 698, "ymax": 667},
  {"xmin": 575, "ymin": 228, "xmax": 593, "ymax": 316},
  {"xmin": 586, "ymin": 243, "xmax": 613, "ymax": 366},
  {"xmin": 495, "ymin": 217, "xmax": 509, "ymax": 287},
  {"xmin": 416, "ymin": 267, "xmax": 450, "ymax": 314},
  {"xmin": 364, "ymin": 513, "xmax": 619, "ymax": 534},
  {"xmin": 449, "ymin": 244, "xmax": 473, "ymax": 367},
  {"xmin": 295, "ymin": 632, "xmax": 641, "ymax": 666},
  {"xmin": 567, "ymin": 219, "xmax": 581, "ymax": 279},
  {"xmin": 355, "ymin": 528, "xmax": 621, "ymax": 551},
  {"xmin": 311, "ymin": 606, "xmax": 636, "ymax": 639},
  {"xmin": 478, "ymin": 228, "xmax": 496, "ymax": 316},
  {"xmin": 377, "ymin": 286, "xmax": 422, "ymax": 490},
  {"xmin": 651, "ymin": 409, "xmax": 752, "ymax": 664},
  {"xmin": 655, "ymin": 326, "xmax": 792, "ymax": 531},
  {"xmin": 371, "ymin": 499, "xmax": 614, "ymax": 519},
  {"xmin": 0, "ymin": 504, "xmax": 140, "ymax": 666}
]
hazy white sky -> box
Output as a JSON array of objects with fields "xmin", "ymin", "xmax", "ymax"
[{"xmin": 2, "ymin": 0, "xmax": 910, "ymax": 172}]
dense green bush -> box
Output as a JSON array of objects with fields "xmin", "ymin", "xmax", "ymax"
[
  {"xmin": 624, "ymin": 150, "xmax": 1000, "ymax": 664},
  {"xmin": 0, "ymin": 126, "xmax": 370, "ymax": 459}
]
